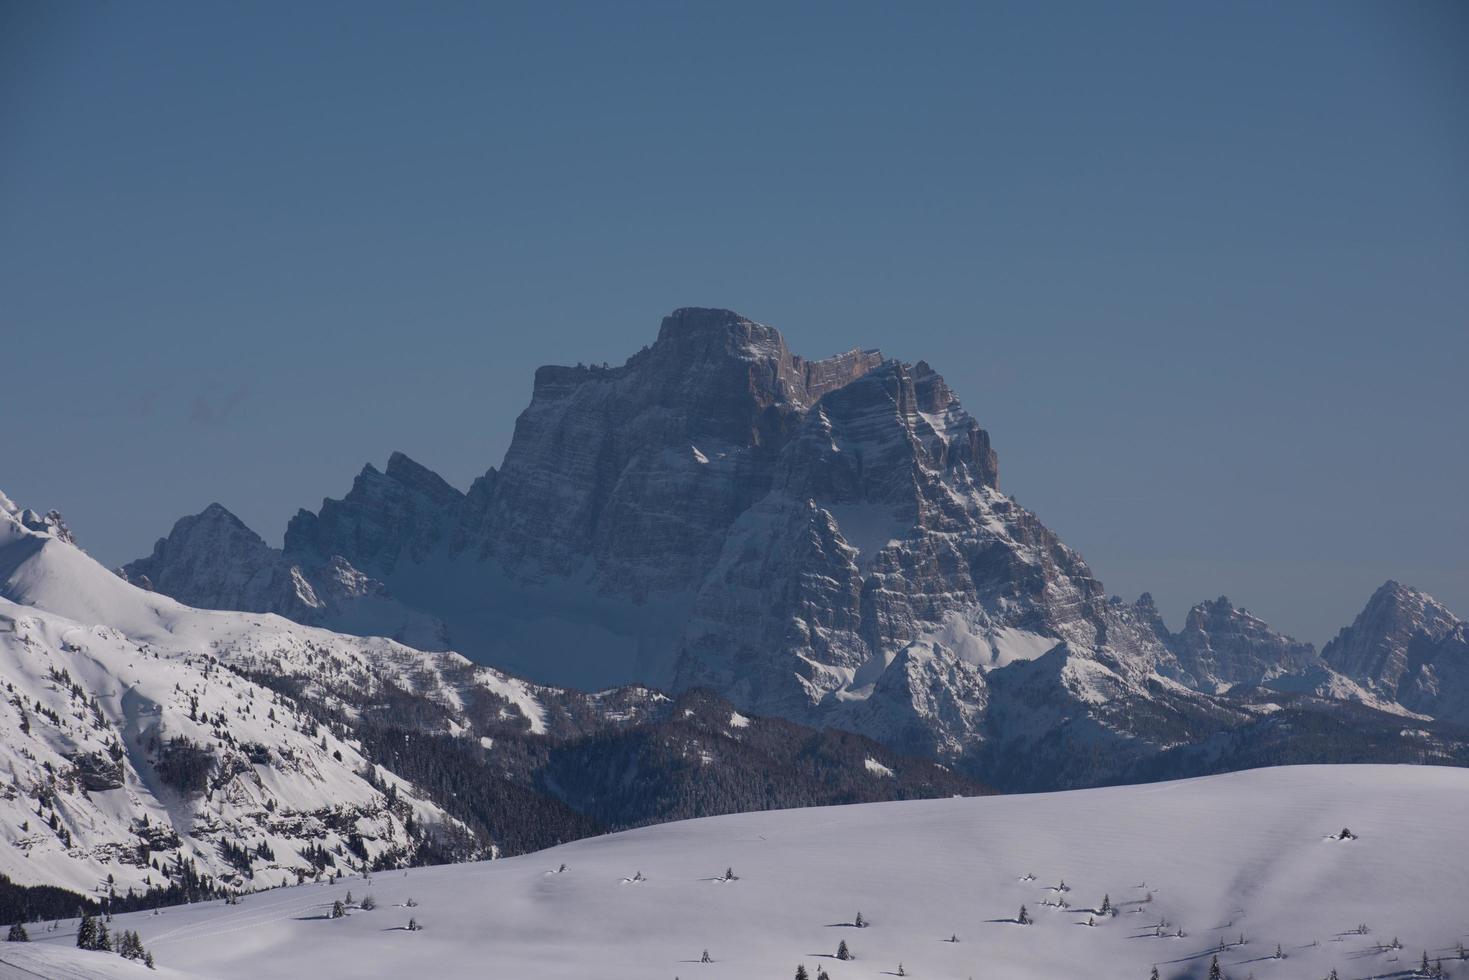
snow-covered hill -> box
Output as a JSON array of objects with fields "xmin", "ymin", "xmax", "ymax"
[
  {"xmin": 10, "ymin": 765, "xmax": 1468, "ymax": 979},
  {"xmin": 0, "ymin": 519, "xmax": 471, "ymax": 909}
]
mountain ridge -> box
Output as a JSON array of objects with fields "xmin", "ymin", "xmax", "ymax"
[{"xmin": 111, "ymin": 308, "xmax": 1469, "ymax": 784}]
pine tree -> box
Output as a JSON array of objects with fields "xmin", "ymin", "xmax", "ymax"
[
  {"xmin": 1017, "ymin": 904, "xmax": 1030, "ymax": 925},
  {"xmin": 119, "ymin": 929, "xmax": 145, "ymax": 960},
  {"xmin": 6, "ymin": 923, "xmax": 27, "ymax": 942},
  {"xmin": 1208, "ymin": 954, "xmax": 1223, "ymax": 980},
  {"xmin": 1327, "ymin": 970, "xmax": 1339, "ymax": 980},
  {"xmin": 897, "ymin": 964, "xmax": 906, "ymax": 977},
  {"xmin": 77, "ymin": 911, "xmax": 97, "ymax": 950},
  {"xmin": 817, "ymin": 970, "xmax": 830, "ymax": 980},
  {"xmin": 836, "ymin": 939, "xmax": 851, "ymax": 960},
  {"xmin": 97, "ymin": 923, "xmax": 112, "ymax": 952},
  {"xmin": 145, "ymin": 950, "xmax": 156, "ymax": 969},
  {"xmin": 331, "ymin": 899, "xmax": 346, "ymax": 919},
  {"xmin": 1100, "ymin": 894, "xmax": 1112, "ymax": 915},
  {"xmin": 795, "ymin": 966, "xmax": 809, "ymax": 980},
  {"xmin": 1149, "ymin": 968, "xmax": 1159, "ymax": 980},
  {"xmin": 855, "ymin": 910, "xmax": 866, "ymax": 928},
  {"xmin": 1420, "ymin": 951, "xmax": 1431, "ymax": 976},
  {"xmin": 701, "ymin": 949, "xmax": 712, "ymax": 963}
]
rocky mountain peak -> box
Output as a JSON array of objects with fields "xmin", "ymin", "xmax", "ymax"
[
  {"xmin": 1165, "ymin": 594, "xmax": 1317, "ymax": 692},
  {"xmin": 1321, "ymin": 581, "xmax": 1464, "ymax": 711}
]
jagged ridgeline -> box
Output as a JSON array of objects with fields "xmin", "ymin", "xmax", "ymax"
[
  {"xmin": 118, "ymin": 308, "xmax": 1469, "ymax": 787},
  {"xmin": 0, "ymin": 489, "xmax": 988, "ymax": 922}
]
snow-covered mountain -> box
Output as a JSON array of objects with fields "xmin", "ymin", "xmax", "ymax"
[
  {"xmin": 0, "ymin": 494, "xmax": 465, "ymax": 904},
  {"xmin": 1157, "ymin": 595, "xmax": 1319, "ymax": 693},
  {"xmin": 1320, "ymin": 581, "xmax": 1469, "ymax": 726},
  {"xmin": 8, "ymin": 764, "xmax": 1467, "ymax": 980},
  {"xmin": 2, "ymin": 489, "xmax": 985, "ymax": 915},
  {"xmin": 119, "ymin": 308, "xmax": 1469, "ymax": 787}
]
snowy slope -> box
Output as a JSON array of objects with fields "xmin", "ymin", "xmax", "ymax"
[
  {"xmin": 1, "ymin": 496, "xmax": 550, "ymax": 740},
  {"xmin": 0, "ymin": 499, "xmax": 492, "ymax": 899},
  {"xmin": 11, "ymin": 765, "xmax": 1467, "ymax": 980}
]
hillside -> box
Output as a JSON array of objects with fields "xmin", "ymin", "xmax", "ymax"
[{"xmin": 8, "ymin": 765, "xmax": 1466, "ymax": 979}]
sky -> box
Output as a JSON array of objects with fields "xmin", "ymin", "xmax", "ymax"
[{"xmin": 2, "ymin": 0, "xmax": 1465, "ymax": 646}]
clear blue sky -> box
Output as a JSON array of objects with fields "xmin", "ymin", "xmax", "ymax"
[{"xmin": 2, "ymin": 0, "xmax": 1465, "ymax": 645}]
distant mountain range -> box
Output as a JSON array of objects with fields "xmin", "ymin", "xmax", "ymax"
[
  {"xmin": 0, "ymin": 490, "xmax": 981, "ymax": 918},
  {"xmin": 2, "ymin": 308, "xmax": 1464, "ymax": 919},
  {"xmin": 111, "ymin": 309, "xmax": 1468, "ymax": 783}
]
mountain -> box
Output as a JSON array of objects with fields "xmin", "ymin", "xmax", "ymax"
[
  {"xmin": 120, "ymin": 308, "xmax": 1469, "ymax": 788},
  {"xmin": 119, "ymin": 495, "xmax": 450, "ymax": 652},
  {"xmin": 128, "ymin": 310, "xmax": 1184, "ymax": 766},
  {"xmin": 1321, "ymin": 580, "xmax": 1469, "ymax": 725},
  {"xmin": 1160, "ymin": 594, "xmax": 1318, "ymax": 692},
  {"xmin": 2, "ymin": 491, "xmax": 985, "ymax": 915},
  {"xmin": 0, "ymin": 495, "xmax": 466, "ymax": 906},
  {"xmin": 12, "ymin": 765, "xmax": 1468, "ymax": 980}
]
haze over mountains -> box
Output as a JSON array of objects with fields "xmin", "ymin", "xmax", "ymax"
[
  {"xmin": 114, "ymin": 309, "xmax": 1469, "ymax": 783},
  {"xmin": 2, "ymin": 307, "xmax": 1465, "ymax": 978}
]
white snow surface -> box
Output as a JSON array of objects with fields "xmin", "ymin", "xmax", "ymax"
[{"xmin": 11, "ymin": 764, "xmax": 1467, "ymax": 980}]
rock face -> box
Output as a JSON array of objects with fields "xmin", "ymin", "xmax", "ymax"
[
  {"xmin": 1322, "ymin": 582, "xmax": 1469, "ymax": 725},
  {"xmin": 122, "ymin": 503, "xmax": 321, "ymax": 619},
  {"xmin": 119, "ymin": 308, "xmax": 1469, "ymax": 783},
  {"xmin": 1164, "ymin": 596, "xmax": 1319, "ymax": 692},
  {"xmin": 121, "ymin": 497, "xmax": 449, "ymax": 651}
]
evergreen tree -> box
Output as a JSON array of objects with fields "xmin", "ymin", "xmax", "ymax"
[
  {"xmin": 1419, "ymin": 951, "xmax": 1430, "ymax": 976},
  {"xmin": 795, "ymin": 966, "xmax": 809, "ymax": 980},
  {"xmin": 1100, "ymin": 894, "xmax": 1112, "ymax": 915},
  {"xmin": 701, "ymin": 949, "xmax": 712, "ymax": 963},
  {"xmin": 1275, "ymin": 944, "xmax": 1283, "ymax": 959},
  {"xmin": 1017, "ymin": 904, "xmax": 1030, "ymax": 925},
  {"xmin": 145, "ymin": 950, "xmax": 156, "ymax": 969},
  {"xmin": 897, "ymin": 964, "xmax": 906, "ymax": 976},
  {"xmin": 836, "ymin": 939, "xmax": 851, "ymax": 960},
  {"xmin": 817, "ymin": 970, "xmax": 830, "ymax": 980},
  {"xmin": 6, "ymin": 922, "xmax": 27, "ymax": 942},
  {"xmin": 119, "ymin": 929, "xmax": 145, "ymax": 960},
  {"xmin": 76, "ymin": 911, "xmax": 97, "ymax": 950},
  {"xmin": 855, "ymin": 910, "xmax": 866, "ymax": 928},
  {"xmin": 1149, "ymin": 968, "xmax": 1159, "ymax": 980},
  {"xmin": 331, "ymin": 900, "xmax": 346, "ymax": 919},
  {"xmin": 97, "ymin": 923, "xmax": 112, "ymax": 952},
  {"xmin": 407, "ymin": 917, "xmax": 419, "ymax": 931},
  {"xmin": 1327, "ymin": 970, "xmax": 1339, "ymax": 980},
  {"xmin": 1208, "ymin": 954, "xmax": 1223, "ymax": 980}
]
